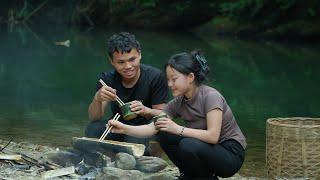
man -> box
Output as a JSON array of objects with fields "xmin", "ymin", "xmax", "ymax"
[{"xmin": 85, "ymin": 32, "xmax": 168, "ymax": 154}]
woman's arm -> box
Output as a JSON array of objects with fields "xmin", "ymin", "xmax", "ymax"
[
  {"xmin": 180, "ymin": 109, "xmax": 222, "ymax": 144},
  {"xmin": 155, "ymin": 109, "xmax": 222, "ymax": 144},
  {"xmin": 109, "ymin": 121, "xmax": 158, "ymax": 138}
]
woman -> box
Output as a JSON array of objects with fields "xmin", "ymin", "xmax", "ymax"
[{"xmin": 109, "ymin": 50, "xmax": 246, "ymax": 179}]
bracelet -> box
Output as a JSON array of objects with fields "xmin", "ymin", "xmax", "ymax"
[{"xmin": 179, "ymin": 126, "xmax": 185, "ymax": 136}]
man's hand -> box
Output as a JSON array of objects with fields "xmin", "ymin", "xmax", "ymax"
[
  {"xmin": 129, "ymin": 100, "xmax": 150, "ymax": 116},
  {"xmin": 94, "ymin": 86, "xmax": 117, "ymax": 102}
]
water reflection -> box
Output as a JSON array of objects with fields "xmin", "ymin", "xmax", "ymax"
[{"xmin": 0, "ymin": 24, "xmax": 319, "ymax": 177}]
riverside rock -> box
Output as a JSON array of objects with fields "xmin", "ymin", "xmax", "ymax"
[
  {"xmin": 96, "ymin": 167, "xmax": 144, "ymax": 180},
  {"xmin": 115, "ymin": 152, "xmax": 136, "ymax": 170},
  {"xmin": 136, "ymin": 156, "xmax": 168, "ymax": 173}
]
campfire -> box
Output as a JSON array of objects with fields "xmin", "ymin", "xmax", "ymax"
[{"xmin": 0, "ymin": 138, "xmax": 178, "ymax": 179}]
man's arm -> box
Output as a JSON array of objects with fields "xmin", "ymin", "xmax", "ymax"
[
  {"xmin": 130, "ymin": 69, "xmax": 169, "ymax": 118},
  {"xmin": 145, "ymin": 103, "xmax": 166, "ymax": 118},
  {"xmin": 88, "ymin": 97, "xmax": 107, "ymax": 121},
  {"xmin": 129, "ymin": 102, "xmax": 166, "ymax": 119}
]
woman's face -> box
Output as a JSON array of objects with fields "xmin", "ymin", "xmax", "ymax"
[{"xmin": 166, "ymin": 66, "xmax": 193, "ymax": 97}]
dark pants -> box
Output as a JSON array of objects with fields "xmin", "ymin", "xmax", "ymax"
[
  {"xmin": 85, "ymin": 120, "xmax": 151, "ymax": 155},
  {"xmin": 158, "ymin": 132, "xmax": 245, "ymax": 178}
]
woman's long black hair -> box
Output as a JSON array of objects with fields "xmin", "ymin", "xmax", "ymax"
[{"xmin": 165, "ymin": 50, "xmax": 210, "ymax": 85}]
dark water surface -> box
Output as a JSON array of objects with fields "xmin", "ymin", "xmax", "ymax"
[{"xmin": 0, "ymin": 24, "xmax": 319, "ymax": 177}]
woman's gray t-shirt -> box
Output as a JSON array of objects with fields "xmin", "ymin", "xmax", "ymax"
[{"xmin": 164, "ymin": 85, "xmax": 246, "ymax": 149}]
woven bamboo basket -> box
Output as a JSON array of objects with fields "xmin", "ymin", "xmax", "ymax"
[{"xmin": 266, "ymin": 117, "xmax": 320, "ymax": 179}]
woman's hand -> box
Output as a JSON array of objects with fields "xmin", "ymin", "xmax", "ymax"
[
  {"xmin": 108, "ymin": 120, "xmax": 127, "ymax": 134},
  {"xmin": 154, "ymin": 117, "xmax": 181, "ymax": 135},
  {"xmin": 129, "ymin": 100, "xmax": 150, "ymax": 116}
]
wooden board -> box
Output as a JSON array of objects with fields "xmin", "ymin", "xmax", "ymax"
[
  {"xmin": 0, "ymin": 154, "xmax": 22, "ymax": 161},
  {"xmin": 72, "ymin": 137, "xmax": 145, "ymax": 157}
]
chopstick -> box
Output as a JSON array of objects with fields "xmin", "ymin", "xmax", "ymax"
[
  {"xmin": 100, "ymin": 113, "xmax": 121, "ymax": 141},
  {"xmin": 99, "ymin": 79, "xmax": 125, "ymax": 106},
  {"xmin": 99, "ymin": 113, "xmax": 121, "ymax": 141}
]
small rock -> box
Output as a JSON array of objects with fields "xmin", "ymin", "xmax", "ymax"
[
  {"xmin": 102, "ymin": 154, "xmax": 112, "ymax": 166},
  {"xmin": 115, "ymin": 153, "xmax": 136, "ymax": 170},
  {"xmin": 75, "ymin": 162, "xmax": 89, "ymax": 175},
  {"xmin": 45, "ymin": 149, "xmax": 83, "ymax": 167},
  {"xmin": 108, "ymin": 161, "xmax": 115, "ymax": 167},
  {"xmin": 96, "ymin": 167, "xmax": 144, "ymax": 180},
  {"xmin": 136, "ymin": 156, "xmax": 168, "ymax": 173},
  {"xmin": 13, "ymin": 164, "xmax": 31, "ymax": 170},
  {"xmin": 79, "ymin": 170, "xmax": 97, "ymax": 180},
  {"xmin": 83, "ymin": 152, "xmax": 107, "ymax": 168},
  {"xmin": 143, "ymin": 172, "xmax": 175, "ymax": 180}
]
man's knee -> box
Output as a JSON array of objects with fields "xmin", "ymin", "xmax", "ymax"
[{"xmin": 84, "ymin": 120, "xmax": 106, "ymax": 138}]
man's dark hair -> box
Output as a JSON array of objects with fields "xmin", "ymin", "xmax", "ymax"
[{"xmin": 107, "ymin": 32, "xmax": 141, "ymax": 59}]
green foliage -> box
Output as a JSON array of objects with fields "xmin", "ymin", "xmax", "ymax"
[
  {"xmin": 307, "ymin": 8, "xmax": 316, "ymax": 17},
  {"xmin": 174, "ymin": 1, "xmax": 192, "ymax": 14},
  {"xmin": 213, "ymin": 0, "xmax": 320, "ymax": 38},
  {"xmin": 276, "ymin": 0, "xmax": 296, "ymax": 10},
  {"xmin": 136, "ymin": 0, "xmax": 156, "ymax": 8},
  {"xmin": 218, "ymin": 0, "xmax": 319, "ymax": 25},
  {"xmin": 219, "ymin": 0, "xmax": 264, "ymax": 21}
]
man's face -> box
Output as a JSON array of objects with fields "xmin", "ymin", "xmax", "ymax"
[{"xmin": 110, "ymin": 49, "xmax": 141, "ymax": 81}]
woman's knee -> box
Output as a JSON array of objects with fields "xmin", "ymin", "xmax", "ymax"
[
  {"xmin": 157, "ymin": 131, "xmax": 180, "ymax": 145},
  {"xmin": 157, "ymin": 131, "xmax": 167, "ymax": 147},
  {"xmin": 179, "ymin": 138, "xmax": 204, "ymax": 154}
]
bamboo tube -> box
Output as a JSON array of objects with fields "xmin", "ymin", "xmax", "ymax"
[{"xmin": 72, "ymin": 137, "xmax": 145, "ymax": 157}]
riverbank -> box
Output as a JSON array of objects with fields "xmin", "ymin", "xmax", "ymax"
[
  {"xmin": 192, "ymin": 16, "xmax": 320, "ymax": 42},
  {"xmin": 0, "ymin": 138, "xmax": 260, "ymax": 179}
]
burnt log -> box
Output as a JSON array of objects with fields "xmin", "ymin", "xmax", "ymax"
[{"xmin": 72, "ymin": 137, "xmax": 145, "ymax": 157}]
